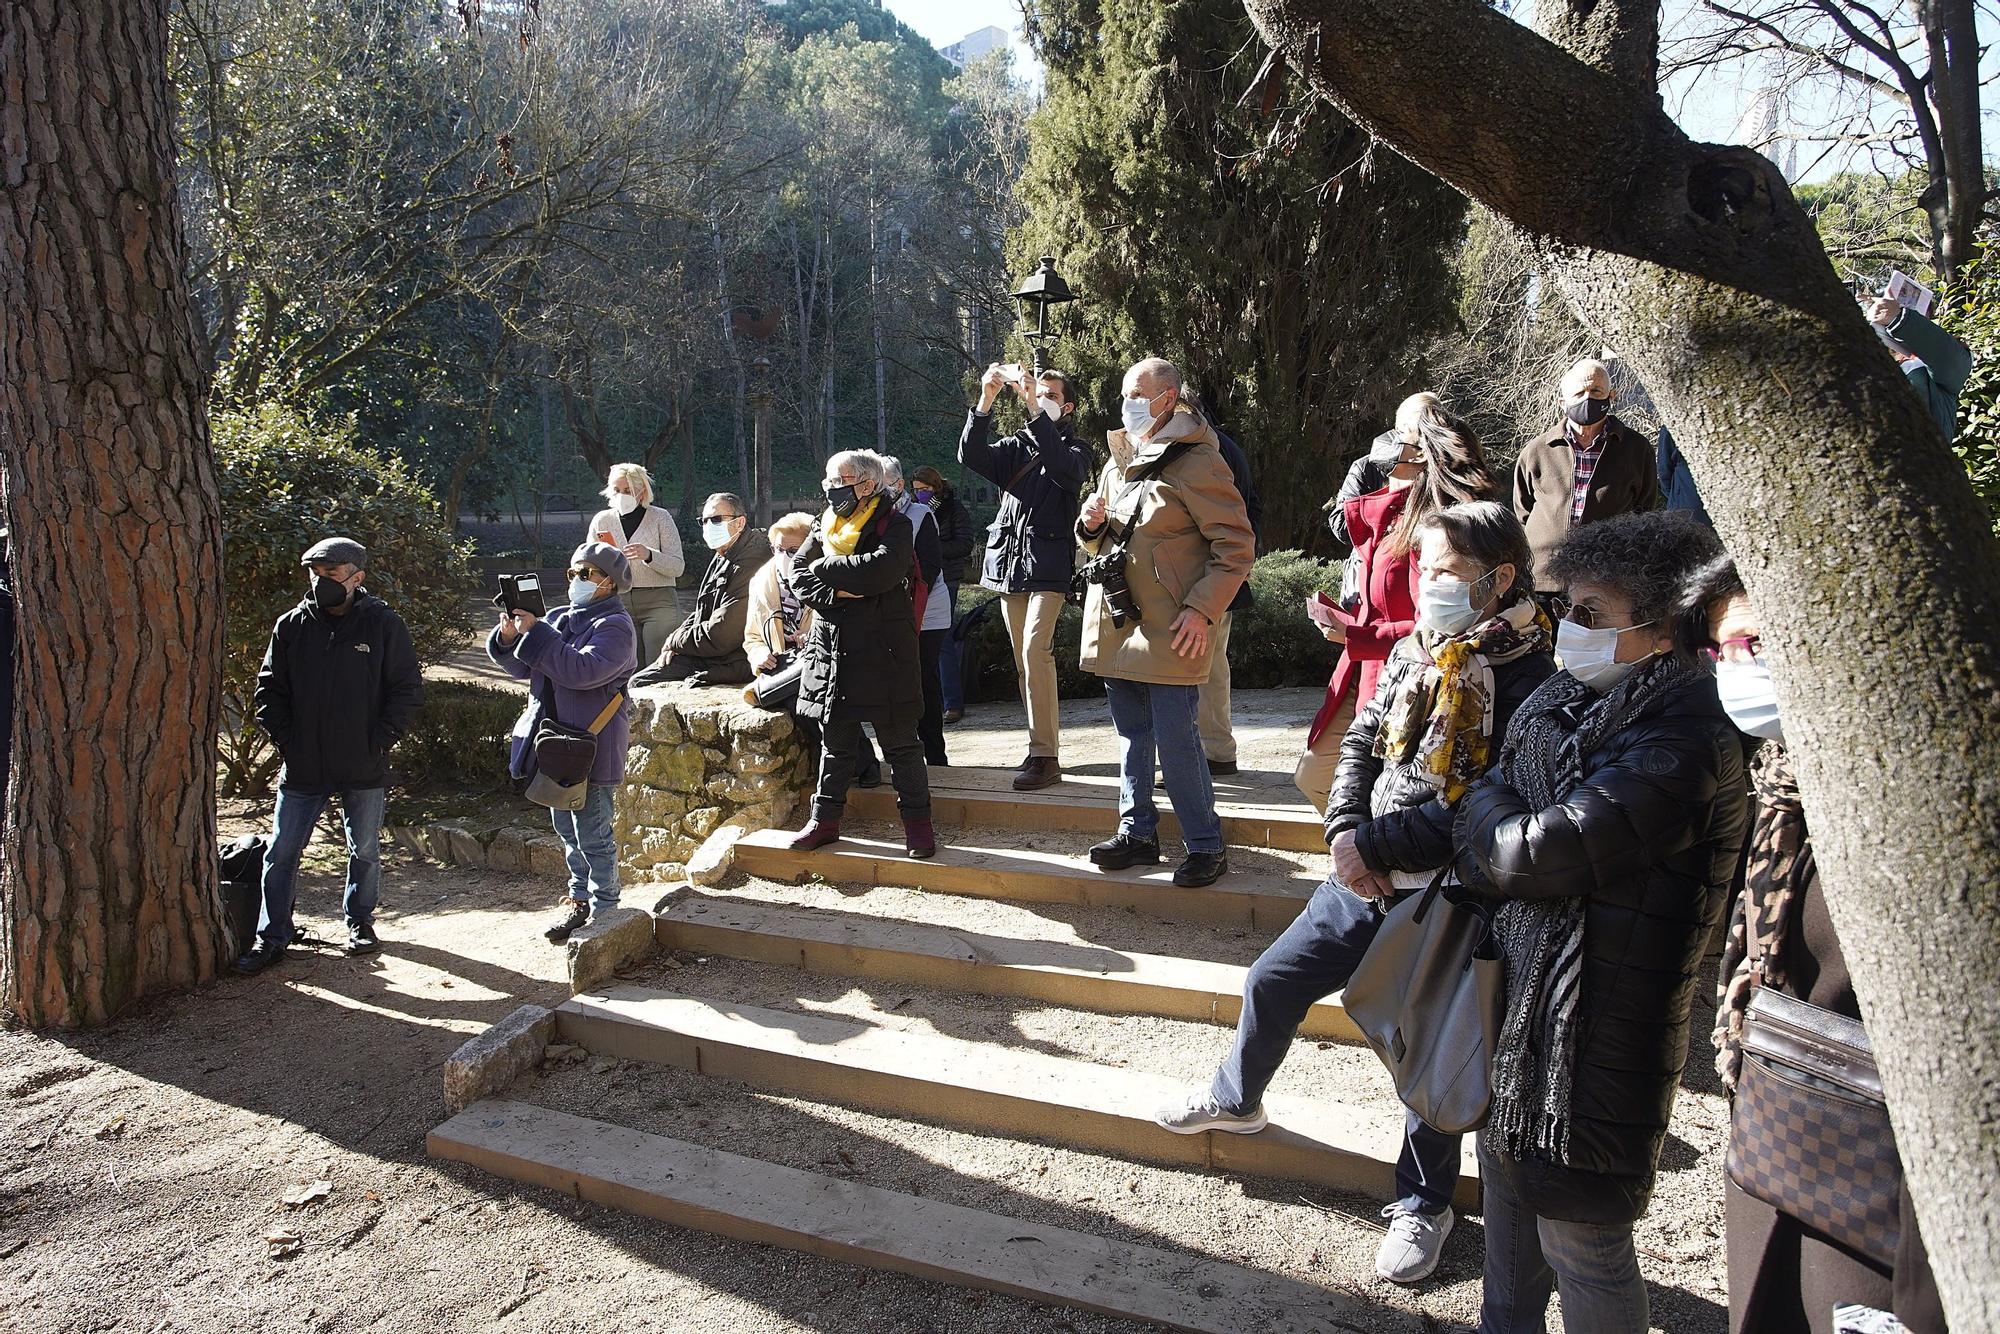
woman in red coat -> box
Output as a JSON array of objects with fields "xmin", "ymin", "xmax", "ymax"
[{"xmin": 1295, "ymin": 396, "xmax": 1495, "ymax": 810}]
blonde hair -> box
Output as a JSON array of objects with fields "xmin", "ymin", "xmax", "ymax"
[
  {"xmin": 767, "ymin": 511, "xmax": 814, "ymax": 544},
  {"xmin": 603, "ymin": 463, "xmax": 653, "ymax": 508}
]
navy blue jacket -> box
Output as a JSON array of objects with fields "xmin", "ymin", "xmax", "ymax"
[
  {"xmin": 958, "ymin": 409, "xmax": 1093, "ymax": 594},
  {"xmin": 255, "ymin": 591, "xmax": 423, "ymax": 793},
  {"xmin": 1656, "ymin": 428, "xmax": 1713, "ymax": 529},
  {"xmin": 1213, "ymin": 427, "xmax": 1262, "ymax": 612}
]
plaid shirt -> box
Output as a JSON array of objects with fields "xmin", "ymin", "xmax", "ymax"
[{"xmin": 1565, "ymin": 418, "xmax": 1610, "ymax": 523}]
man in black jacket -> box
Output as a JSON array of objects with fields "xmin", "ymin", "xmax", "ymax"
[
  {"xmin": 631, "ymin": 492, "xmax": 771, "ymax": 687},
  {"xmin": 239, "ymin": 537, "xmax": 423, "ymax": 972},
  {"xmin": 959, "ymin": 364, "xmax": 1092, "ymax": 790}
]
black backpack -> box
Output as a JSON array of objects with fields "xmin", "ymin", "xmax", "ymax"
[{"xmin": 218, "ymin": 835, "xmax": 268, "ymax": 955}]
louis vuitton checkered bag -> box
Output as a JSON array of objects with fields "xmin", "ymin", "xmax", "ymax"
[{"xmin": 1726, "ymin": 985, "xmax": 1901, "ymax": 1266}]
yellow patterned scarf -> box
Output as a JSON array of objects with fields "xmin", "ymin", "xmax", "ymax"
[
  {"xmin": 1372, "ymin": 597, "xmax": 1555, "ymax": 803},
  {"xmin": 821, "ymin": 494, "xmax": 881, "ymax": 557}
]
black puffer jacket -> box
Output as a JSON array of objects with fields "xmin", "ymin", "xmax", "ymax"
[
  {"xmin": 1325, "ymin": 629, "xmax": 1555, "ymax": 873},
  {"xmin": 1325, "ymin": 430, "xmax": 1401, "ymax": 544},
  {"xmin": 1452, "ymin": 665, "xmax": 1748, "ymax": 1224},
  {"xmin": 790, "ymin": 500, "xmax": 922, "ymax": 725}
]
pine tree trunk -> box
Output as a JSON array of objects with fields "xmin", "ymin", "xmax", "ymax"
[
  {"xmin": 1246, "ymin": 0, "xmax": 2000, "ymax": 1324},
  {"xmin": 0, "ymin": 0, "xmax": 229, "ymax": 1026}
]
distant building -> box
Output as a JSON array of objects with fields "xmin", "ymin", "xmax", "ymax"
[{"xmin": 939, "ymin": 25, "xmax": 1008, "ymax": 69}]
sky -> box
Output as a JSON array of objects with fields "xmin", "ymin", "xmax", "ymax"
[{"xmin": 882, "ymin": 0, "xmax": 1040, "ymax": 81}]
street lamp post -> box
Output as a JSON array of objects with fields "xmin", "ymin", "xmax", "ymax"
[
  {"xmin": 747, "ymin": 355, "xmax": 773, "ymax": 526},
  {"xmin": 1011, "ymin": 255, "xmax": 1075, "ymax": 377}
]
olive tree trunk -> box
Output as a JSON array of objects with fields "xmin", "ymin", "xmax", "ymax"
[
  {"xmin": 1241, "ymin": 0, "xmax": 2000, "ymax": 1324},
  {"xmin": 0, "ymin": 0, "xmax": 229, "ymax": 1026}
]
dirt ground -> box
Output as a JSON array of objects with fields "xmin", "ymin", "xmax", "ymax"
[{"xmin": 0, "ymin": 692, "xmax": 1733, "ymax": 1334}]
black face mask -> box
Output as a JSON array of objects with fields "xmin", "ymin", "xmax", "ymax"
[
  {"xmin": 824, "ymin": 483, "xmax": 859, "ymax": 518},
  {"xmin": 311, "ymin": 573, "xmax": 351, "ymax": 610},
  {"xmin": 1564, "ymin": 396, "xmax": 1610, "ymax": 427}
]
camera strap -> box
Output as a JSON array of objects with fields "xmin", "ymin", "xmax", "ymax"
[{"xmin": 1107, "ymin": 440, "xmax": 1198, "ymax": 547}]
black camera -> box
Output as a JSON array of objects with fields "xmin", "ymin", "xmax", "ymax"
[{"xmin": 1080, "ymin": 550, "xmax": 1141, "ymax": 628}]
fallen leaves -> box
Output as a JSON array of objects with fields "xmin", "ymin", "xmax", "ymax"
[
  {"xmin": 281, "ymin": 1179, "xmax": 332, "ymax": 1209},
  {"xmin": 263, "ymin": 1227, "xmax": 302, "ymax": 1258}
]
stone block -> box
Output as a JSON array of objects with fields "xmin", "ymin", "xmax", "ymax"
[
  {"xmin": 710, "ymin": 770, "xmax": 788, "ymax": 805},
  {"xmin": 566, "ymin": 907, "xmax": 657, "ymax": 993},
  {"xmin": 442, "ymin": 1004, "xmax": 556, "ymax": 1113},
  {"xmin": 687, "ymin": 710, "xmax": 722, "ymax": 744},
  {"xmin": 658, "ymin": 743, "xmax": 708, "ymax": 794},
  {"xmin": 619, "ymin": 785, "xmax": 689, "ymax": 831},
  {"xmin": 527, "ymin": 833, "xmax": 568, "ymax": 877},
  {"xmin": 722, "ymin": 793, "xmax": 797, "ymax": 837},
  {"xmin": 729, "ymin": 747, "xmax": 787, "ymax": 777},
  {"xmin": 687, "ymin": 825, "xmax": 745, "ymax": 886},
  {"xmin": 429, "ymin": 820, "xmax": 485, "ymax": 867},
  {"xmin": 683, "ymin": 806, "xmax": 723, "ymax": 839},
  {"xmin": 486, "ymin": 826, "xmax": 531, "ymax": 873},
  {"xmin": 387, "ymin": 825, "xmax": 431, "ymax": 858}
]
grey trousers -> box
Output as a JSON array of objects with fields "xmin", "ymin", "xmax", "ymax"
[{"xmin": 625, "ymin": 585, "xmax": 680, "ymax": 669}]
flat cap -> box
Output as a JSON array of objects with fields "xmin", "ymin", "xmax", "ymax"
[{"xmin": 301, "ymin": 537, "xmax": 368, "ymax": 568}]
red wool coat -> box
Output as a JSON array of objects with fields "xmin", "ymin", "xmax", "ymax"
[{"xmin": 1308, "ymin": 483, "xmax": 1420, "ymax": 747}]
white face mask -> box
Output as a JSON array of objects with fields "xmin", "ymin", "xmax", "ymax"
[
  {"xmin": 1417, "ymin": 572, "xmax": 1493, "ymax": 638},
  {"xmin": 1121, "ymin": 394, "xmax": 1159, "ymax": 440},
  {"xmin": 1716, "ymin": 657, "xmax": 1784, "ymax": 741},
  {"xmin": 609, "ymin": 492, "xmax": 639, "ymax": 517},
  {"xmin": 1037, "ymin": 394, "xmax": 1064, "ymax": 422},
  {"xmin": 568, "ymin": 576, "xmax": 600, "ymax": 606},
  {"xmin": 701, "ymin": 518, "xmax": 735, "ymax": 550},
  {"xmin": 1556, "ymin": 617, "xmax": 1657, "ymax": 692}
]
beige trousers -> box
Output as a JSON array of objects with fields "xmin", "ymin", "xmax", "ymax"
[
  {"xmin": 1292, "ymin": 696, "xmax": 1356, "ymax": 813},
  {"xmin": 1195, "ymin": 611, "xmax": 1236, "ymax": 763},
  {"xmin": 1000, "ymin": 591, "xmax": 1066, "ymax": 760}
]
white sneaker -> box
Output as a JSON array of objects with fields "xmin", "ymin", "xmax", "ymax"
[
  {"xmin": 1152, "ymin": 1088, "xmax": 1268, "ymax": 1135},
  {"xmin": 1375, "ymin": 1203, "xmax": 1454, "ymax": 1283}
]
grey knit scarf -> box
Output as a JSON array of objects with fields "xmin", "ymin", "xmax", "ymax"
[{"xmin": 1486, "ymin": 652, "xmax": 1703, "ymax": 1163}]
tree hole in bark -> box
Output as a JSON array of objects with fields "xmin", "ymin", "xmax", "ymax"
[{"xmin": 1687, "ymin": 150, "xmax": 1772, "ymax": 233}]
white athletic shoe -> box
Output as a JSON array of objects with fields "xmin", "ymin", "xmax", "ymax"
[
  {"xmin": 1152, "ymin": 1089, "xmax": 1269, "ymax": 1135},
  {"xmin": 1375, "ymin": 1203, "xmax": 1454, "ymax": 1284}
]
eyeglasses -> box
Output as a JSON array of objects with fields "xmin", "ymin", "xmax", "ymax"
[
  {"xmin": 701, "ymin": 512, "xmax": 740, "ymax": 524},
  {"xmin": 1706, "ymin": 635, "xmax": 1766, "ymax": 665},
  {"xmin": 1548, "ymin": 596, "xmax": 1651, "ymax": 634},
  {"xmin": 777, "ymin": 545, "xmax": 801, "ymax": 557}
]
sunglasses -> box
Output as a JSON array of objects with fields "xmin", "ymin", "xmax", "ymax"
[{"xmin": 566, "ymin": 566, "xmax": 602, "ymax": 581}]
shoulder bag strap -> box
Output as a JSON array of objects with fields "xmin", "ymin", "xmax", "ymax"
[
  {"xmin": 585, "ymin": 692, "xmax": 626, "ymax": 736},
  {"xmin": 1111, "ymin": 441, "xmax": 1198, "ymax": 545}
]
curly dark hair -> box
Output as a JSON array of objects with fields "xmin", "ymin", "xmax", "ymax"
[
  {"xmin": 1675, "ymin": 554, "xmax": 1747, "ymax": 657},
  {"xmin": 1546, "ymin": 512, "xmax": 1725, "ymax": 648}
]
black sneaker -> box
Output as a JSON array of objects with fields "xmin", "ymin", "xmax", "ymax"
[
  {"xmin": 345, "ymin": 922, "xmax": 380, "ymax": 956},
  {"xmin": 1089, "ymin": 832, "xmax": 1162, "ymax": 870},
  {"xmin": 544, "ymin": 900, "xmax": 590, "ymax": 943},
  {"xmin": 1173, "ymin": 850, "xmax": 1229, "ymax": 887},
  {"xmin": 230, "ymin": 941, "xmax": 287, "ymax": 975}
]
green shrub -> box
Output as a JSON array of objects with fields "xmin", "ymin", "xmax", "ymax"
[
  {"xmin": 214, "ymin": 402, "xmax": 476, "ymax": 794},
  {"xmin": 1940, "ymin": 252, "xmax": 2000, "ymax": 535},
  {"xmin": 392, "ymin": 680, "xmax": 522, "ymax": 794},
  {"xmin": 955, "ymin": 550, "xmax": 1340, "ymax": 701}
]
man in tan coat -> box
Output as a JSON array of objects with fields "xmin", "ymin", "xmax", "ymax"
[{"xmin": 1076, "ymin": 357, "xmax": 1255, "ymax": 888}]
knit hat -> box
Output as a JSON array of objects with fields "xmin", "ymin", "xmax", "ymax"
[{"xmin": 572, "ymin": 540, "xmax": 632, "ymax": 593}]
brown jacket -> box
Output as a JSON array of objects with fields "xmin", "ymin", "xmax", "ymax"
[
  {"xmin": 1075, "ymin": 415, "xmax": 1255, "ymax": 687},
  {"xmin": 1512, "ymin": 416, "xmax": 1658, "ymax": 590}
]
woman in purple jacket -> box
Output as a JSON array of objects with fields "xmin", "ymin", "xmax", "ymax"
[{"xmin": 489, "ymin": 541, "xmax": 637, "ymax": 943}]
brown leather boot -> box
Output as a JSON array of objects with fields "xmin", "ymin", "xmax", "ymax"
[
  {"xmin": 788, "ymin": 819, "xmax": 842, "ymax": 851},
  {"xmin": 1012, "ymin": 756, "xmax": 1062, "ymax": 791}
]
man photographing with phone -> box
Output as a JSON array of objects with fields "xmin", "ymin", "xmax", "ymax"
[{"xmin": 958, "ymin": 361, "xmax": 1092, "ymax": 791}]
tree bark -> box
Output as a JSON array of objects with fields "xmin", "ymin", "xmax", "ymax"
[
  {"xmin": 0, "ymin": 0, "xmax": 229, "ymax": 1026},
  {"xmin": 1918, "ymin": 0, "xmax": 1983, "ymax": 280},
  {"xmin": 1243, "ymin": 0, "xmax": 2000, "ymax": 1324}
]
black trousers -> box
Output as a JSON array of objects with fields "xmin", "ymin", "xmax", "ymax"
[
  {"xmin": 814, "ymin": 713, "xmax": 929, "ymax": 822},
  {"xmin": 918, "ymin": 627, "xmax": 948, "ymax": 764}
]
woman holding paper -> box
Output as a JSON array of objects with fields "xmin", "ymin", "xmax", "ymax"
[{"xmin": 1294, "ymin": 396, "xmax": 1495, "ymax": 810}]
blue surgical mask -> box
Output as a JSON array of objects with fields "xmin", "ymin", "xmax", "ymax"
[
  {"xmin": 702, "ymin": 518, "xmax": 734, "ymax": 550},
  {"xmin": 1556, "ymin": 617, "xmax": 1655, "ymax": 692},
  {"xmin": 1121, "ymin": 395, "xmax": 1158, "ymax": 440},
  {"xmin": 567, "ymin": 577, "xmax": 599, "ymax": 606},
  {"xmin": 1716, "ymin": 658, "xmax": 1784, "ymax": 741}
]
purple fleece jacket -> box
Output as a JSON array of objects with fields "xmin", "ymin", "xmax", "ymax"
[{"xmin": 487, "ymin": 594, "xmax": 637, "ymax": 785}]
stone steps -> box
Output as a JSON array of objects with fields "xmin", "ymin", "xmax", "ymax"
[
  {"xmin": 429, "ymin": 1098, "xmax": 1412, "ymax": 1334},
  {"xmin": 731, "ymin": 828, "xmax": 1318, "ymax": 931},
  {"xmin": 554, "ymin": 986, "xmax": 1478, "ymax": 1210},
  {"xmin": 847, "ymin": 770, "xmax": 1326, "ymax": 853},
  {"xmin": 655, "ymin": 890, "xmax": 1357, "ymax": 1040}
]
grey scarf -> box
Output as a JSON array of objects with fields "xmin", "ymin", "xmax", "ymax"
[{"xmin": 1486, "ymin": 652, "xmax": 1703, "ymax": 1163}]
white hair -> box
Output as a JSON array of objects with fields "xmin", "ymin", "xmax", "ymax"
[
  {"xmin": 826, "ymin": 449, "xmax": 885, "ymax": 488},
  {"xmin": 876, "ymin": 453, "xmax": 905, "ymax": 486},
  {"xmin": 1394, "ymin": 391, "xmax": 1441, "ymax": 436},
  {"xmin": 1126, "ymin": 356, "xmax": 1182, "ymax": 394},
  {"xmin": 1561, "ymin": 358, "xmax": 1613, "ymax": 397},
  {"xmin": 603, "ymin": 462, "xmax": 653, "ymax": 507}
]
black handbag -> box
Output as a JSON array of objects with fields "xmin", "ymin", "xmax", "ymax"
[
  {"xmin": 524, "ymin": 678, "xmax": 626, "ymax": 812},
  {"xmin": 1726, "ymin": 985, "xmax": 1902, "ymax": 1266}
]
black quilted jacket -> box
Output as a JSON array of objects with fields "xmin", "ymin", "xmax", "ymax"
[{"xmin": 1452, "ymin": 666, "xmax": 1749, "ymax": 1223}]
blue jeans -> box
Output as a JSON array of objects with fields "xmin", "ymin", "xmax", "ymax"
[
  {"xmin": 1211, "ymin": 875, "xmax": 1464, "ymax": 1215},
  {"xmin": 1478, "ymin": 1143, "xmax": 1648, "ymax": 1333},
  {"xmin": 258, "ymin": 785, "xmax": 385, "ymax": 950},
  {"xmin": 1104, "ymin": 677, "xmax": 1222, "ymax": 854},
  {"xmin": 939, "ymin": 583, "xmax": 964, "ymax": 712},
  {"xmin": 550, "ymin": 782, "xmax": 620, "ymax": 916}
]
